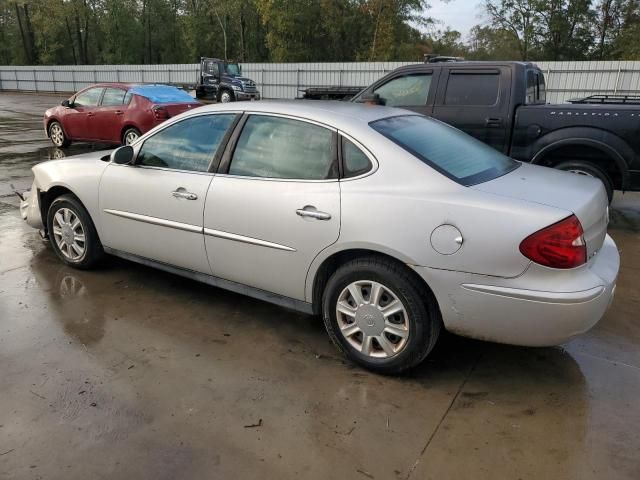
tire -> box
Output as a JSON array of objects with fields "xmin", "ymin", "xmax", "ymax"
[
  {"xmin": 122, "ymin": 127, "xmax": 141, "ymax": 146},
  {"xmin": 219, "ymin": 90, "xmax": 234, "ymax": 103},
  {"xmin": 48, "ymin": 121, "xmax": 70, "ymax": 148},
  {"xmin": 322, "ymin": 256, "xmax": 441, "ymax": 374},
  {"xmin": 555, "ymin": 160, "xmax": 614, "ymax": 203},
  {"xmin": 47, "ymin": 194, "xmax": 104, "ymax": 269}
]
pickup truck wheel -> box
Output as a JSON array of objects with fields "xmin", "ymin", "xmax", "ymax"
[
  {"xmin": 219, "ymin": 90, "xmax": 234, "ymax": 103},
  {"xmin": 47, "ymin": 194, "xmax": 104, "ymax": 269},
  {"xmin": 49, "ymin": 121, "xmax": 70, "ymax": 148},
  {"xmin": 322, "ymin": 257, "xmax": 441, "ymax": 374},
  {"xmin": 555, "ymin": 161, "xmax": 614, "ymax": 203}
]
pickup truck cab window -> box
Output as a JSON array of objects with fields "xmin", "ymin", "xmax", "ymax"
[
  {"xmin": 371, "ymin": 115, "xmax": 518, "ymax": 186},
  {"xmin": 373, "ymin": 73, "xmax": 432, "ymax": 107},
  {"xmin": 444, "ymin": 71, "xmax": 500, "ymax": 106},
  {"xmin": 228, "ymin": 115, "xmax": 337, "ymax": 180},
  {"xmin": 137, "ymin": 114, "xmax": 235, "ymax": 172}
]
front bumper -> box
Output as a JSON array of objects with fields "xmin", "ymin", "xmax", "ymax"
[
  {"xmin": 235, "ymin": 91, "xmax": 260, "ymax": 101},
  {"xmin": 413, "ymin": 234, "xmax": 619, "ymax": 346},
  {"xmin": 20, "ymin": 182, "xmax": 44, "ymax": 230}
]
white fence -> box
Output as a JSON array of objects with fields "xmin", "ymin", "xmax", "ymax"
[{"xmin": 1, "ymin": 60, "xmax": 640, "ymax": 103}]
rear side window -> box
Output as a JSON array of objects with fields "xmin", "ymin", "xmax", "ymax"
[
  {"xmin": 370, "ymin": 115, "xmax": 518, "ymax": 186},
  {"xmin": 74, "ymin": 87, "xmax": 103, "ymax": 107},
  {"xmin": 526, "ymin": 70, "xmax": 546, "ymax": 104},
  {"xmin": 137, "ymin": 114, "xmax": 235, "ymax": 172},
  {"xmin": 342, "ymin": 137, "xmax": 372, "ymax": 178},
  {"xmin": 372, "ymin": 73, "xmax": 432, "ymax": 107},
  {"xmin": 229, "ymin": 115, "xmax": 336, "ymax": 180},
  {"xmin": 101, "ymin": 88, "xmax": 126, "ymax": 106},
  {"xmin": 444, "ymin": 72, "xmax": 499, "ymax": 106}
]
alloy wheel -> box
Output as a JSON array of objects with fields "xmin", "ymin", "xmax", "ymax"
[
  {"xmin": 335, "ymin": 280, "xmax": 409, "ymax": 358},
  {"xmin": 50, "ymin": 123, "xmax": 64, "ymax": 147},
  {"xmin": 52, "ymin": 207, "xmax": 86, "ymax": 262},
  {"xmin": 220, "ymin": 91, "xmax": 232, "ymax": 103},
  {"xmin": 124, "ymin": 130, "xmax": 139, "ymax": 145}
]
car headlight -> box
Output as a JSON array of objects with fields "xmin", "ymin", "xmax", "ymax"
[{"xmin": 232, "ymin": 85, "xmax": 242, "ymax": 91}]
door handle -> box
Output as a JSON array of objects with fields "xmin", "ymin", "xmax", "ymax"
[
  {"xmin": 485, "ymin": 117, "xmax": 503, "ymax": 127},
  {"xmin": 172, "ymin": 190, "xmax": 198, "ymax": 200},
  {"xmin": 296, "ymin": 207, "xmax": 331, "ymax": 220},
  {"xmin": 87, "ymin": 112, "xmax": 95, "ymax": 117},
  {"xmin": 115, "ymin": 110, "xmax": 124, "ymax": 115}
]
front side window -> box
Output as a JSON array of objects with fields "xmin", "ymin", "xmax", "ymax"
[
  {"xmin": 372, "ymin": 73, "xmax": 432, "ymax": 107},
  {"xmin": 101, "ymin": 88, "xmax": 126, "ymax": 106},
  {"xmin": 137, "ymin": 114, "xmax": 236, "ymax": 172},
  {"xmin": 371, "ymin": 115, "xmax": 518, "ymax": 186},
  {"xmin": 229, "ymin": 115, "xmax": 336, "ymax": 180},
  {"xmin": 74, "ymin": 88, "xmax": 103, "ymax": 107},
  {"xmin": 444, "ymin": 72, "xmax": 500, "ymax": 106},
  {"xmin": 342, "ymin": 137, "xmax": 372, "ymax": 178}
]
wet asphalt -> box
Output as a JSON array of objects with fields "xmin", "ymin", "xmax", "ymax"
[{"xmin": 1, "ymin": 92, "xmax": 639, "ymax": 480}]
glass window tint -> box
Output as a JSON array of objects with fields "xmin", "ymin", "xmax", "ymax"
[
  {"xmin": 124, "ymin": 91, "xmax": 133, "ymax": 104},
  {"xmin": 74, "ymin": 88, "xmax": 103, "ymax": 107},
  {"xmin": 373, "ymin": 74, "xmax": 432, "ymax": 107},
  {"xmin": 444, "ymin": 73, "xmax": 499, "ymax": 106},
  {"xmin": 229, "ymin": 116, "xmax": 335, "ymax": 180},
  {"xmin": 526, "ymin": 70, "xmax": 536, "ymax": 104},
  {"xmin": 342, "ymin": 138, "xmax": 372, "ymax": 177},
  {"xmin": 371, "ymin": 115, "xmax": 518, "ymax": 186},
  {"xmin": 538, "ymin": 74, "xmax": 546, "ymax": 103},
  {"xmin": 101, "ymin": 88, "xmax": 126, "ymax": 106},
  {"xmin": 138, "ymin": 114, "xmax": 235, "ymax": 172}
]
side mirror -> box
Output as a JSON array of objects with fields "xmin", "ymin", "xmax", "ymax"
[
  {"xmin": 61, "ymin": 99, "xmax": 70, "ymax": 107},
  {"xmin": 110, "ymin": 145, "xmax": 135, "ymax": 165},
  {"xmin": 239, "ymin": 65, "xmax": 242, "ymax": 74}
]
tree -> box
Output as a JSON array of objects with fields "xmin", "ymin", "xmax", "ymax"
[{"xmin": 484, "ymin": 0, "xmax": 542, "ymax": 60}]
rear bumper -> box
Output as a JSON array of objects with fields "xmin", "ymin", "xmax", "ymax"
[{"xmin": 412, "ymin": 234, "xmax": 619, "ymax": 346}]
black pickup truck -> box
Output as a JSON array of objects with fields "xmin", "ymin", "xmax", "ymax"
[{"xmin": 352, "ymin": 61, "xmax": 640, "ymax": 200}]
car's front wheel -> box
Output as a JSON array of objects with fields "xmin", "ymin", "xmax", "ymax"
[
  {"xmin": 322, "ymin": 257, "xmax": 441, "ymax": 374},
  {"xmin": 47, "ymin": 194, "xmax": 103, "ymax": 269},
  {"xmin": 48, "ymin": 121, "xmax": 70, "ymax": 148}
]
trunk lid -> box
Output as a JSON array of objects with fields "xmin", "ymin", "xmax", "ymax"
[
  {"xmin": 472, "ymin": 162, "xmax": 608, "ymax": 259},
  {"xmin": 158, "ymin": 102, "xmax": 202, "ymax": 117}
]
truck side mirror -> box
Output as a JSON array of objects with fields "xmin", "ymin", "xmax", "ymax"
[{"xmin": 111, "ymin": 145, "xmax": 135, "ymax": 165}]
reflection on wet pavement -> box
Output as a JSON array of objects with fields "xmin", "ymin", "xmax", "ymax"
[{"xmin": 1, "ymin": 92, "xmax": 640, "ymax": 479}]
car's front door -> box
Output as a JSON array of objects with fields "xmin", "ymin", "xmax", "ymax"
[
  {"xmin": 354, "ymin": 69, "xmax": 439, "ymax": 116},
  {"xmin": 99, "ymin": 113, "xmax": 238, "ymax": 273},
  {"xmin": 93, "ymin": 87, "xmax": 129, "ymax": 143},
  {"xmin": 203, "ymin": 114, "xmax": 341, "ymax": 300},
  {"xmin": 64, "ymin": 87, "xmax": 104, "ymax": 140}
]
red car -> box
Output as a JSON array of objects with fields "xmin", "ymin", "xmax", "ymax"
[{"xmin": 44, "ymin": 83, "xmax": 202, "ymax": 147}]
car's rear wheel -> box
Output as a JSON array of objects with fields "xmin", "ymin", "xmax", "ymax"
[
  {"xmin": 322, "ymin": 257, "xmax": 441, "ymax": 374},
  {"xmin": 122, "ymin": 127, "xmax": 141, "ymax": 146},
  {"xmin": 219, "ymin": 90, "xmax": 234, "ymax": 103},
  {"xmin": 47, "ymin": 194, "xmax": 103, "ymax": 269},
  {"xmin": 49, "ymin": 121, "xmax": 70, "ymax": 148},
  {"xmin": 555, "ymin": 160, "xmax": 614, "ymax": 203}
]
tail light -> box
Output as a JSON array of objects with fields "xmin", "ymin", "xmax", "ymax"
[
  {"xmin": 152, "ymin": 106, "xmax": 169, "ymax": 120},
  {"xmin": 519, "ymin": 214, "xmax": 586, "ymax": 269}
]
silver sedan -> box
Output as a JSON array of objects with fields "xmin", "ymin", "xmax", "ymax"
[{"xmin": 20, "ymin": 101, "xmax": 619, "ymax": 374}]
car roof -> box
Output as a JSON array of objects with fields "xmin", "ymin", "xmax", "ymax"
[
  {"xmin": 195, "ymin": 100, "xmax": 413, "ymax": 130},
  {"xmin": 82, "ymin": 82, "xmax": 138, "ymax": 90}
]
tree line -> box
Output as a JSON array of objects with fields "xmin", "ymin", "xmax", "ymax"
[{"xmin": 0, "ymin": 0, "xmax": 638, "ymax": 66}]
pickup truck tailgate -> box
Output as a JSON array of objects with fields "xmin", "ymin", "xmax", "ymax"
[{"xmin": 472, "ymin": 162, "xmax": 609, "ymax": 258}]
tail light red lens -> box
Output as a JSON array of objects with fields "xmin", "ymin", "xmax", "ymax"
[
  {"xmin": 152, "ymin": 106, "xmax": 169, "ymax": 120},
  {"xmin": 519, "ymin": 214, "xmax": 587, "ymax": 269}
]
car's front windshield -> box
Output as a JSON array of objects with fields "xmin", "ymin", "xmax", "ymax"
[
  {"xmin": 224, "ymin": 63, "xmax": 241, "ymax": 76},
  {"xmin": 370, "ymin": 115, "xmax": 519, "ymax": 186}
]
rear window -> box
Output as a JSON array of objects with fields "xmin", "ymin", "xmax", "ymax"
[{"xmin": 370, "ymin": 115, "xmax": 518, "ymax": 186}]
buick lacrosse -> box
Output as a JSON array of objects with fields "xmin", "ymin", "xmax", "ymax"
[{"xmin": 20, "ymin": 101, "xmax": 619, "ymax": 373}]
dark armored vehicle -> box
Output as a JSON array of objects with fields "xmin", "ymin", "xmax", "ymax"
[
  {"xmin": 353, "ymin": 61, "xmax": 640, "ymax": 200},
  {"xmin": 195, "ymin": 57, "xmax": 260, "ymax": 102}
]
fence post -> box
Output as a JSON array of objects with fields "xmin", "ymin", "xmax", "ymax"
[
  {"xmin": 33, "ymin": 69, "xmax": 38, "ymax": 93},
  {"xmin": 116, "ymin": 68, "xmax": 120, "ymax": 82},
  {"xmin": 15, "ymin": 69, "xmax": 19, "ymax": 90},
  {"xmin": 261, "ymin": 69, "xmax": 265, "ymax": 98},
  {"xmin": 52, "ymin": 70, "xmax": 57, "ymax": 93},
  {"xmin": 93, "ymin": 70, "xmax": 97, "ymax": 83},
  {"xmin": 296, "ymin": 69, "xmax": 300, "ymax": 96},
  {"xmin": 613, "ymin": 66, "xmax": 622, "ymax": 94},
  {"xmin": 141, "ymin": 69, "xmax": 145, "ymax": 83},
  {"xmin": 71, "ymin": 70, "xmax": 76, "ymax": 91}
]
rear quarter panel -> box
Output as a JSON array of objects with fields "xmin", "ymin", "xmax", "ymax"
[{"xmin": 123, "ymin": 95, "xmax": 156, "ymax": 136}]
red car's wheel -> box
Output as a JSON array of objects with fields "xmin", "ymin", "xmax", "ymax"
[
  {"xmin": 122, "ymin": 127, "xmax": 141, "ymax": 146},
  {"xmin": 49, "ymin": 121, "xmax": 71, "ymax": 148}
]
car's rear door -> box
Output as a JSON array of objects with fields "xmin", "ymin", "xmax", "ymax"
[
  {"xmin": 64, "ymin": 86, "xmax": 104, "ymax": 140},
  {"xmin": 431, "ymin": 66, "xmax": 512, "ymax": 153},
  {"xmin": 92, "ymin": 87, "xmax": 129, "ymax": 143},
  {"xmin": 203, "ymin": 113, "xmax": 340, "ymax": 301},
  {"xmin": 354, "ymin": 67, "xmax": 440, "ymax": 116},
  {"xmin": 99, "ymin": 113, "xmax": 238, "ymax": 273}
]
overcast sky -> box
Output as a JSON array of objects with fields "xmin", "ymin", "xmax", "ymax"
[{"xmin": 428, "ymin": 0, "xmax": 487, "ymax": 39}]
